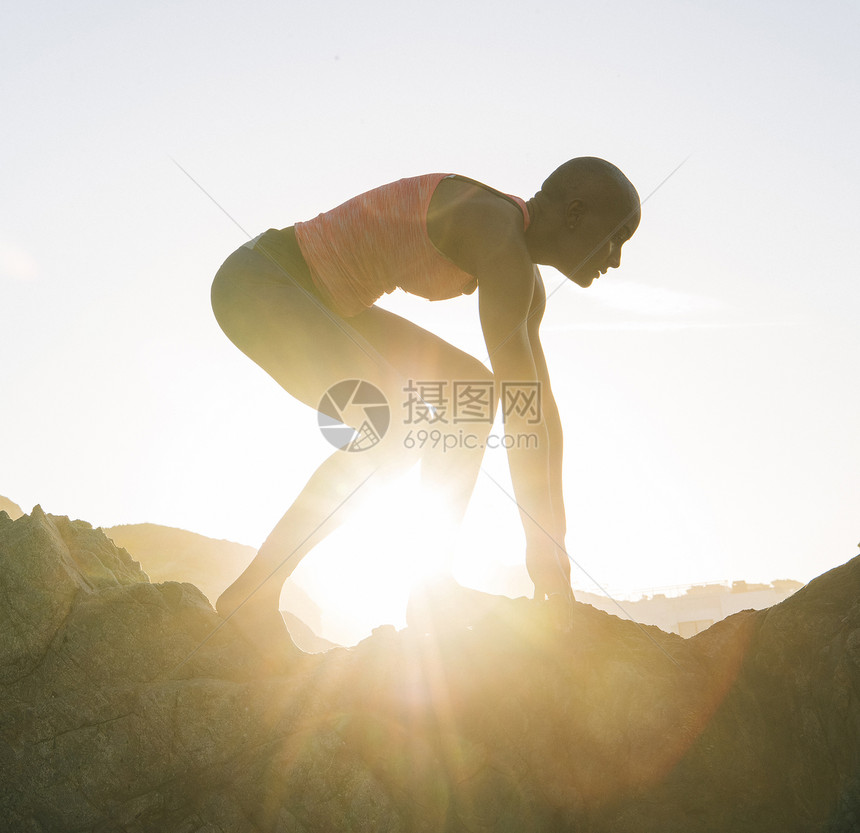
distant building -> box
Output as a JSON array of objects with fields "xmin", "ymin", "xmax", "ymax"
[{"xmin": 578, "ymin": 579, "xmax": 804, "ymax": 637}]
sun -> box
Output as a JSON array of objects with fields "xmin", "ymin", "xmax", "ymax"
[
  {"xmin": 286, "ymin": 448, "xmax": 530, "ymax": 645},
  {"xmin": 290, "ymin": 466, "xmax": 455, "ymax": 643}
]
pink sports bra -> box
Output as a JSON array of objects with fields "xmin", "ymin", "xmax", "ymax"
[{"xmin": 294, "ymin": 173, "xmax": 530, "ymax": 318}]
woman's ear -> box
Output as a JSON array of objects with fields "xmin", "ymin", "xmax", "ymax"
[{"xmin": 565, "ymin": 198, "xmax": 587, "ymax": 230}]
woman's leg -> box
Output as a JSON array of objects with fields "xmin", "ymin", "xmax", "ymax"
[
  {"xmin": 211, "ymin": 248, "xmax": 417, "ymax": 640},
  {"xmin": 347, "ymin": 305, "xmax": 495, "ymax": 527},
  {"xmin": 211, "ymin": 248, "xmax": 494, "ymax": 641},
  {"xmin": 218, "ymin": 305, "xmax": 495, "ymax": 610}
]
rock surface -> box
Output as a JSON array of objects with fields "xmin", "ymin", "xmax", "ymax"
[{"xmin": 1, "ymin": 507, "xmax": 858, "ymax": 832}]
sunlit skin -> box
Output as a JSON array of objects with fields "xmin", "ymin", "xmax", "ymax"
[{"xmin": 213, "ymin": 158, "xmax": 641, "ymax": 656}]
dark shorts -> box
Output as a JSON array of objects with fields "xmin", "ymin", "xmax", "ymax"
[
  {"xmin": 210, "ymin": 225, "xmax": 491, "ymax": 417},
  {"xmin": 210, "ymin": 226, "xmax": 394, "ymax": 409},
  {"xmin": 211, "ymin": 226, "xmax": 327, "ymax": 310}
]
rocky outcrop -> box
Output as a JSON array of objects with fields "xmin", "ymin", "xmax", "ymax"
[{"xmin": 1, "ymin": 507, "xmax": 858, "ymax": 832}]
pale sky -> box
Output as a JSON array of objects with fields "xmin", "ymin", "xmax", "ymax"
[{"xmin": 2, "ymin": 0, "xmax": 858, "ymax": 643}]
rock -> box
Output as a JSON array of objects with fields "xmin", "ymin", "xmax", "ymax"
[
  {"xmin": 0, "ymin": 508, "xmax": 858, "ymax": 832},
  {"xmin": 0, "ymin": 505, "xmax": 149, "ymax": 684}
]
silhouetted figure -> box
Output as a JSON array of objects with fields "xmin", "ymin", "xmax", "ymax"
[{"xmin": 211, "ymin": 159, "xmax": 640, "ymax": 656}]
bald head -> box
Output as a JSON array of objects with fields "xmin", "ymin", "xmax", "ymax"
[
  {"xmin": 525, "ymin": 157, "xmax": 641, "ymax": 286},
  {"xmin": 539, "ymin": 157, "xmax": 640, "ymax": 220}
]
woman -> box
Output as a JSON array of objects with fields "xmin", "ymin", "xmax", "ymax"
[{"xmin": 211, "ymin": 157, "xmax": 640, "ymax": 657}]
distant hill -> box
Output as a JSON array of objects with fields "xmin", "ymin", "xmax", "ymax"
[
  {"xmin": 0, "ymin": 495, "xmax": 23, "ymax": 520},
  {"xmin": 104, "ymin": 522, "xmax": 334, "ymax": 652},
  {"xmin": 103, "ymin": 523, "xmax": 256, "ymax": 606}
]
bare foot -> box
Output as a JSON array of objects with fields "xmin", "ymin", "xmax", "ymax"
[
  {"xmin": 216, "ymin": 587, "xmax": 303, "ymax": 673},
  {"xmin": 546, "ymin": 588, "xmax": 575, "ymax": 633}
]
